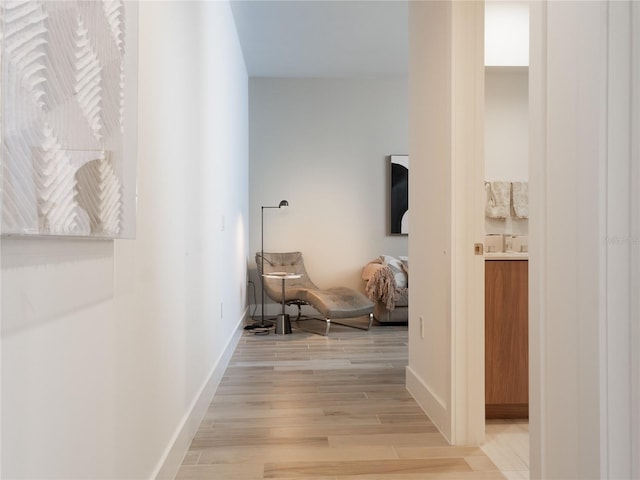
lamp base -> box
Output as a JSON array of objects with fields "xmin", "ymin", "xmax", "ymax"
[
  {"xmin": 244, "ymin": 315, "xmax": 276, "ymax": 335},
  {"xmin": 244, "ymin": 319, "xmax": 274, "ymax": 328},
  {"xmin": 274, "ymin": 314, "xmax": 292, "ymax": 335}
]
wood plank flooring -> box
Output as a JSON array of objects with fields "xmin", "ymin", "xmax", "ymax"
[
  {"xmin": 176, "ymin": 318, "xmax": 506, "ymax": 479},
  {"xmin": 482, "ymin": 420, "xmax": 529, "ymax": 480}
]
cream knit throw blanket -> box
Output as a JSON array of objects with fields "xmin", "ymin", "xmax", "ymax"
[{"xmin": 365, "ymin": 265, "xmax": 408, "ymax": 311}]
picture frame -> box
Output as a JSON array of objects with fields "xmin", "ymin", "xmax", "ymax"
[{"xmin": 390, "ymin": 155, "xmax": 408, "ymax": 235}]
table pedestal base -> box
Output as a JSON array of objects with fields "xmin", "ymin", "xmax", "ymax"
[{"xmin": 275, "ymin": 313, "xmax": 292, "ymax": 335}]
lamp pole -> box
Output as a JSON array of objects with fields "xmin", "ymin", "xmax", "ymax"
[{"xmin": 260, "ymin": 200, "xmax": 288, "ymax": 327}]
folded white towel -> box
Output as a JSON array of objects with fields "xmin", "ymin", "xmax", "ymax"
[
  {"xmin": 511, "ymin": 181, "xmax": 529, "ymax": 219},
  {"xmin": 485, "ymin": 181, "xmax": 510, "ymax": 219}
]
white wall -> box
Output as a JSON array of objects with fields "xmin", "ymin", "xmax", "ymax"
[
  {"xmin": 1, "ymin": 2, "xmax": 249, "ymax": 478},
  {"xmin": 485, "ymin": 68, "xmax": 529, "ymax": 236},
  {"xmin": 407, "ymin": 1, "xmax": 485, "ymax": 445},
  {"xmin": 248, "ymin": 77, "xmax": 408, "ymax": 312},
  {"xmin": 485, "ymin": 69, "xmax": 528, "ymax": 181}
]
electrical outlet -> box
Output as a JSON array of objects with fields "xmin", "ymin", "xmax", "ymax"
[
  {"xmin": 420, "ymin": 316, "xmax": 424, "ymax": 339},
  {"xmin": 221, "ymin": 302, "xmax": 224, "ymax": 318}
]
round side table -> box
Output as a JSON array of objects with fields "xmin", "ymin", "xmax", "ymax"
[{"xmin": 262, "ymin": 272, "xmax": 302, "ymax": 334}]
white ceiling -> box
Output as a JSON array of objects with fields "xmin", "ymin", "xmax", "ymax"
[{"xmin": 229, "ymin": 0, "xmax": 409, "ymax": 78}]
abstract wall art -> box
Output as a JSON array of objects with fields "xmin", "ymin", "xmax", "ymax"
[
  {"xmin": 1, "ymin": 0, "xmax": 138, "ymax": 238},
  {"xmin": 390, "ymin": 155, "xmax": 408, "ymax": 235}
]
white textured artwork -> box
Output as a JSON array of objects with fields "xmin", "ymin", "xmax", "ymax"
[{"xmin": 1, "ymin": 1, "xmax": 137, "ymax": 238}]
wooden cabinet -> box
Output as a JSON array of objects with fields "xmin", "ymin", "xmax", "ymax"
[{"xmin": 485, "ymin": 259, "xmax": 528, "ymax": 418}]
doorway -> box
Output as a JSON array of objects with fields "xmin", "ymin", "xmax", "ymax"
[{"xmin": 481, "ymin": 3, "xmax": 531, "ymax": 478}]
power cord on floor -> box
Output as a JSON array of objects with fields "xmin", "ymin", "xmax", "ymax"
[
  {"xmin": 248, "ymin": 280, "xmax": 257, "ymax": 319},
  {"xmin": 244, "ymin": 280, "xmax": 271, "ymax": 334}
]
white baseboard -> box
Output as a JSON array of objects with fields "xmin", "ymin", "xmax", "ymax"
[
  {"xmin": 153, "ymin": 310, "xmax": 246, "ymax": 479},
  {"xmin": 405, "ymin": 365, "xmax": 451, "ymax": 443}
]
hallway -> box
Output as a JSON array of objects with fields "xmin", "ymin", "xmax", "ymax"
[{"xmin": 175, "ymin": 321, "xmax": 507, "ymax": 479}]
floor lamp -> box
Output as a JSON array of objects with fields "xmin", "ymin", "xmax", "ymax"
[{"xmin": 259, "ymin": 200, "xmax": 289, "ymax": 327}]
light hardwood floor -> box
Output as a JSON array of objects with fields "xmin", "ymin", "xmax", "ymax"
[
  {"xmin": 482, "ymin": 420, "xmax": 529, "ymax": 480},
  {"xmin": 176, "ymin": 318, "xmax": 507, "ymax": 479}
]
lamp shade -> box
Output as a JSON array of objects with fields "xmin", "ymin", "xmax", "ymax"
[{"xmin": 278, "ymin": 200, "xmax": 288, "ymax": 207}]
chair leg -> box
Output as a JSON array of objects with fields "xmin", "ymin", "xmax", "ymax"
[
  {"xmin": 286, "ymin": 300, "xmax": 308, "ymax": 323},
  {"xmin": 322, "ymin": 314, "xmax": 374, "ymax": 336}
]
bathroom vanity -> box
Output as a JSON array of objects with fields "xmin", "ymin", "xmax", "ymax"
[{"xmin": 484, "ymin": 255, "xmax": 528, "ymax": 418}]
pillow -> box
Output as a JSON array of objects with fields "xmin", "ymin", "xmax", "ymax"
[
  {"xmin": 379, "ymin": 255, "xmax": 408, "ymax": 288},
  {"xmin": 398, "ymin": 256, "xmax": 408, "ymax": 284}
]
